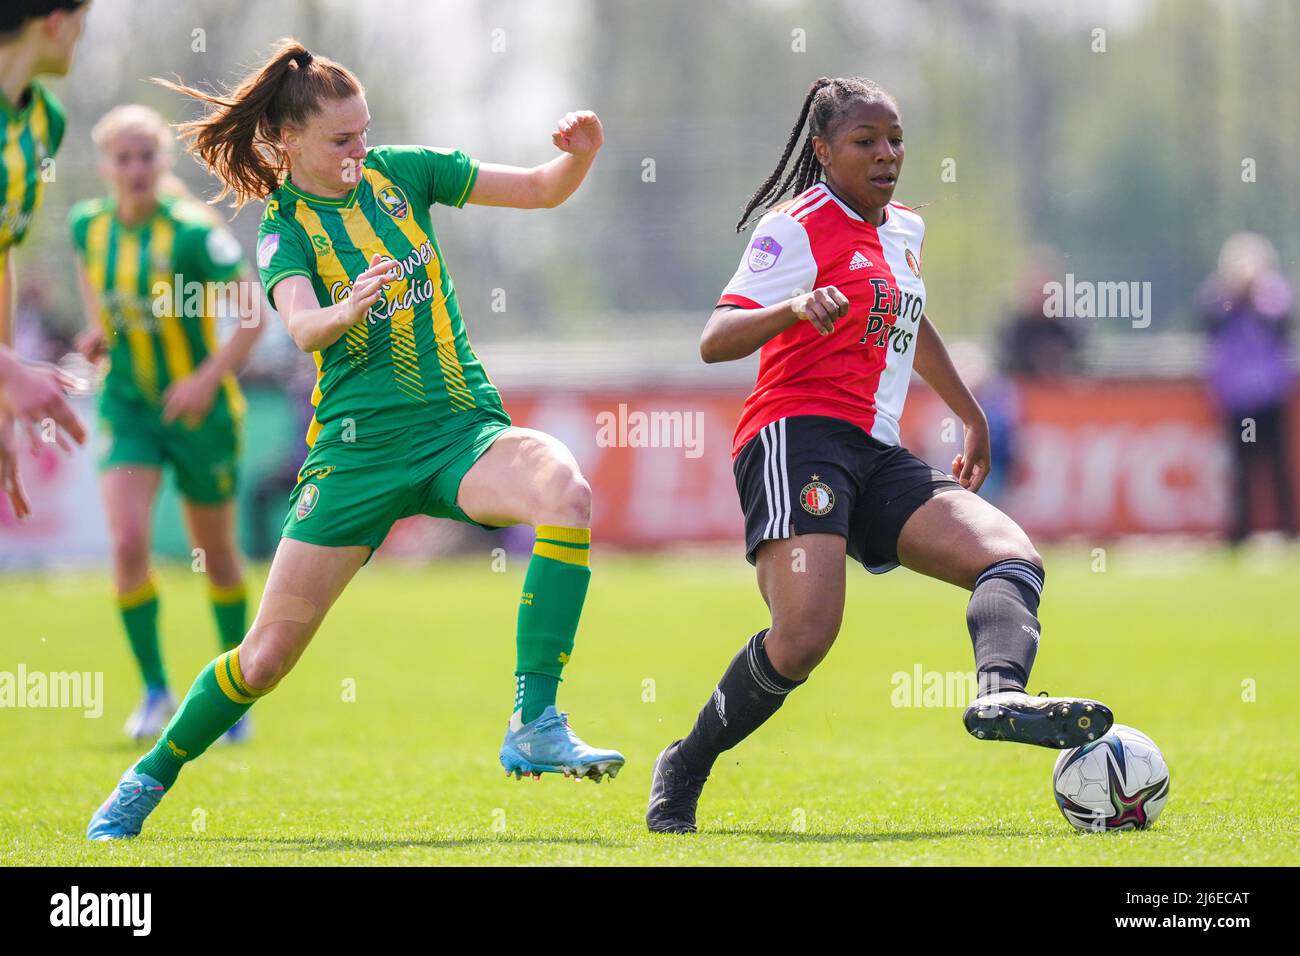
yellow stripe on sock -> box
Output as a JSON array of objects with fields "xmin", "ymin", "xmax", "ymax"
[
  {"xmin": 117, "ymin": 576, "xmax": 158, "ymax": 610},
  {"xmin": 230, "ymin": 647, "xmax": 276, "ymax": 699},
  {"xmin": 209, "ymin": 582, "xmax": 247, "ymax": 606},
  {"xmin": 534, "ymin": 540, "xmax": 590, "ymax": 567},
  {"xmin": 227, "ymin": 648, "xmax": 259, "ymax": 698},
  {"xmin": 535, "ymin": 525, "xmax": 591, "ymax": 546},
  {"xmin": 213, "ymin": 651, "xmax": 256, "ymax": 704}
]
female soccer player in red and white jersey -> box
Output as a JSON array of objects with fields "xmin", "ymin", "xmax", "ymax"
[{"xmin": 647, "ymin": 77, "xmax": 1115, "ymax": 834}]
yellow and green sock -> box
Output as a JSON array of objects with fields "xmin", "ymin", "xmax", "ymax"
[
  {"xmin": 135, "ymin": 647, "xmax": 274, "ymax": 788},
  {"xmin": 118, "ymin": 575, "xmax": 165, "ymax": 691},
  {"xmin": 209, "ymin": 581, "xmax": 247, "ymax": 651},
  {"xmin": 513, "ymin": 525, "xmax": 590, "ymax": 724}
]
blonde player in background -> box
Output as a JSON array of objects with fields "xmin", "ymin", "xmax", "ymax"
[{"xmin": 70, "ymin": 103, "xmax": 263, "ymax": 741}]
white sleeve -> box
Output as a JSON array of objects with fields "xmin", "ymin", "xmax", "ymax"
[{"xmin": 718, "ymin": 211, "xmax": 817, "ymax": 309}]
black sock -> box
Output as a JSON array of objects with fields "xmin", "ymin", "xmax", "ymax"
[
  {"xmin": 677, "ymin": 629, "xmax": 804, "ymax": 777},
  {"xmin": 967, "ymin": 558, "xmax": 1044, "ymax": 696}
]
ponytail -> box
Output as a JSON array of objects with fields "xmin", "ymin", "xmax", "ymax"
[
  {"xmin": 736, "ymin": 76, "xmax": 897, "ymax": 232},
  {"xmin": 153, "ymin": 38, "xmax": 363, "ymax": 210}
]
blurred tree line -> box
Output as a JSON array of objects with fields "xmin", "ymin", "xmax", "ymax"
[{"xmin": 14, "ymin": 0, "xmax": 1299, "ymax": 348}]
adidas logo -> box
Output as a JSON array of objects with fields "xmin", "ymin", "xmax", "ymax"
[
  {"xmin": 517, "ymin": 742, "xmax": 531, "ymax": 756},
  {"xmin": 849, "ymin": 251, "xmax": 873, "ymax": 271}
]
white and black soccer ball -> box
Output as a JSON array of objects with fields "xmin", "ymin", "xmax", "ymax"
[{"xmin": 1052, "ymin": 724, "xmax": 1169, "ymax": 831}]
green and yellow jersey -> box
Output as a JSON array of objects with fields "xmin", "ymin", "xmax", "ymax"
[
  {"xmin": 0, "ymin": 80, "xmax": 66, "ymax": 276},
  {"xmin": 256, "ymin": 145, "xmax": 503, "ymax": 448},
  {"xmin": 69, "ymin": 195, "xmax": 247, "ymax": 418}
]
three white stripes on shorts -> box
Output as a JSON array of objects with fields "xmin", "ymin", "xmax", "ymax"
[{"xmin": 758, "ymin": 418, "xmax": 791, "ymax": 540}]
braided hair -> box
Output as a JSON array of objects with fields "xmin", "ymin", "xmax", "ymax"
[{"xmin": 736, "ymin": 76, "xmax": 898, "ymax": 233}]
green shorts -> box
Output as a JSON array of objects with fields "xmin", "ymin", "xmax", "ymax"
[
  {"xmin": 281, "ymin": 409, "xmax": 513, "ymax": 551},
  {"xmin": 98, "ymin": 390, "xmax": 241, "ymax": 504}
]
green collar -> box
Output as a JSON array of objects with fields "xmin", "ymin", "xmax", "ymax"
[
  {"xmin": 0, "ymin": 80, "xmax": 40, "ymax": 124},
  {"xmin": 107, "ymin": 195, "xmax": 167, "ymax": 232},
  {"xmin": 280, "ymin": 172, "xmax": 364, "ymax": 209}
]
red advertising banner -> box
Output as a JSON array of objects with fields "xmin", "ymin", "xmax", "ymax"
[
  {"xmin": 3, "ymin": 382, "xmax": 1296, "ymax": 564},
  {"xmin": 499, "ymin": 381, "xmax": 1299, "ymax": 548}
]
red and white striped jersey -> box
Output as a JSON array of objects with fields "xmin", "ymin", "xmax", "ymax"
[{"xmin": 718, "ymin": 183, "xmax": 927, "ymax": 456}]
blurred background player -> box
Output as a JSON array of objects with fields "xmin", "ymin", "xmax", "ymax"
[
  {"xmin": 999, "ymin": 245, "xmax": 1081, "ymax": 378},
  {"xmin": 88, "ymin": 39, "xmax": 623, "ymax": 840},
  {"xmin": 0, "ymin": 0, "xmax": 92, "ymax": 516},
  {"xmin": 647, "ymin": 77, "xmax": 1113, "ymax": 834},
  {"xmin": 1199, "ymin": 232, "xmax": 1296, "ymax": 544},
  {"xmin": 69, "ymin": 103, "xmax": 263, "ymax": 741}
]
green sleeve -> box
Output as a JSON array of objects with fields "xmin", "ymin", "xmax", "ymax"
[
  {"xmin": 36, "ymin": 82, "xmax": 67, "ymax": 154},
  {"xmin": 176, "ymin": 218, "xmax": 245, "ymax": 284},
  {"xmin": 256, "ymin": 209, "xmax": 314, "ymax": 299},
  {"xmin": 67, "ymin": 200, "xmax": 94, "ymax": 257},
  {"xmin": 44, "ymin": 89, "xmax": 66, "ymax": 154},
  {"xmin": 367, "ymin": 145, "xmax": 480, "ymax": 209}
]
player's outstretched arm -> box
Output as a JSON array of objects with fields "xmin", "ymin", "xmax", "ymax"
[
  {"xmin": 162, "ymin": 271, "xmax": 265, "ymax": 426},
  {"xmin": 273, "ymin": 256, "xmax": 394, "ymax": 353},
  {"xmin": 913, "ymin": 313, "xmax": 991, "ymax": 492},
  {"xmin": 0, "ymin": 348, "xmax": 87, "ymax": 449},
  {"xmin": 0, "ymin": 346, "xmax": 88, "ymax": 518},
  {"xmin": 72, "ymin": 261, "xmax": 107, "ymax": 363},
  {"xmin": 700, "ymin": 287, "xmax": 850, "ymax": 363},
  {"xmin": 467, "ymin": 110, "xmax": 602, "ymax": 210}
]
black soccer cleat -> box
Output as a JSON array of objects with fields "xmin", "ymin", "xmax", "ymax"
[
  {"xmin": 963, "ymin": 690, "xmax": 1113, "ymax": 749},
  {"xmin": 646, "ymin": 740, "xmax": 709, "ymax": 834}
]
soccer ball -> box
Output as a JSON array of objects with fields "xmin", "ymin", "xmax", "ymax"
[{"xmin": 1052, "ymin": 724, "xmax": 1169, "ymax": 831}]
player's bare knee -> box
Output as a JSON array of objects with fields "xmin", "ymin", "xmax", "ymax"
[
  {"xmin": 111, "ymin": 532, "xmax": 151, "ymax": 581},
  {"xmin": 996, "ymin": 528, "xmax": 1042, "ymax": 572},
  {"xmin": 238, "ymin": 632, "xmax": 290, "ymax": 689},
  {"xmin": 202, "ymin": 548, "xmax": 242, "ymax": 587},
  {"xmin": 767, "ymin": 612, "xmax": 841, "ymax": 679},
  {"xmin": 535, "ymin": 471, "xmax": 591, "ymax": 527}
]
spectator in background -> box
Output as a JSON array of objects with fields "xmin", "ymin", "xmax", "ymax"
[
  {"xmin": 1000, "ymin": 246, "xmax": 1081, "ymax": 378},
  {"xmin": 1199, "ymin": 232, "xmax": 1296, "ymax": 543},
  {"xmin": 14, "ymin": 285, "xmax": 72, "ymax": 364},
  {"xmin": 949, "ymin": 341, "xmax": 1019, "ymax": 506}
]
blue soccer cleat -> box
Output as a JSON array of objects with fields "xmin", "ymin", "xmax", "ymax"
[
  {"xmin": 219, "ymin": 712, "xmax": 252, "ymax": 745},
  {"xmin": 499, "ymin": 706, "xmax": 624, "ymax": 782},
  {"xmin": 123, "ymin": 688, "xmax": 176, "ymax": 742},
  {"xmin": 86, "ymin": 768, "xmax": 168, "ymax": 841}
]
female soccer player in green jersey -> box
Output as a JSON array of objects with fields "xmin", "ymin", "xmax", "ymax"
[
  {"xmin": 89, "ymin": 39, "xmax": 623, "ymax": 840},
  {"xmin": 0, "ymin": 0, "xmax": 92, "ymax": 516},
  {"xmin": 70, "ymin": 104, "xmax": 264, "ymax": 742}
]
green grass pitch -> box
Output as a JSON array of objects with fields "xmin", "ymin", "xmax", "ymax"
[{"xmin": 1, "ymin": 547, "xmax": 1296, "ymax": 866}]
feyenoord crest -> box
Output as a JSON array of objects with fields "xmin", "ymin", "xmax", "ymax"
[
  {"xmin": 747, "ymin": 235, "xmax": 783, "ymax": 272},
  {"xmin": 377, "ymin": 184, "xmax": 410, "ymax": 220},
  {"xmin": 799, "ymin": 478, "xmax": 835, "ymax": 516},
  {"xmin": 905, "ymin": 247, "xmax": 921, "ymax": 278},
  {"xmin": 296, "ymin": 483, "xmax": 320, "ymax": 520}
]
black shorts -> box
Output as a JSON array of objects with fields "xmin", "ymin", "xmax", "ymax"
[{"xmin": 734, "ymin": 415, "xmax": 964, "ymax": 573}]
